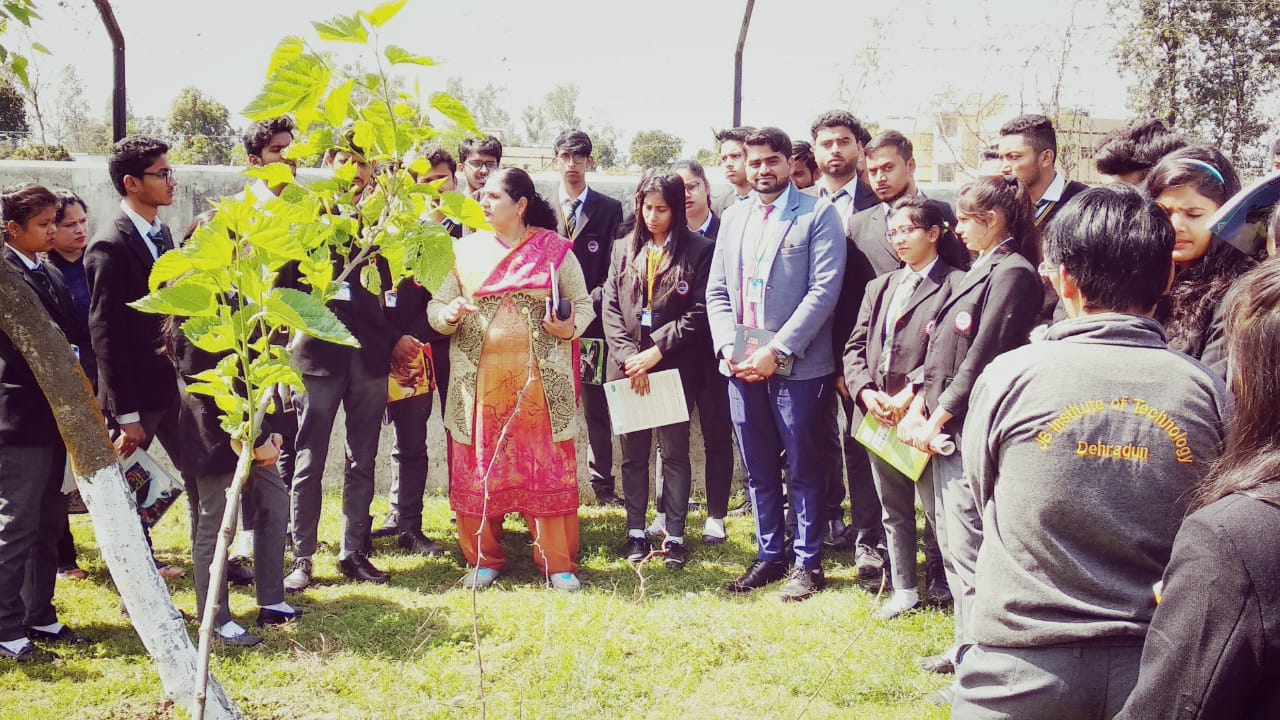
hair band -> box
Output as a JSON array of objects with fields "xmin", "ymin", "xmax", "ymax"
[{"xmin": 1182, "ymin": 159, "xmax": 1225, "ymax": 187}]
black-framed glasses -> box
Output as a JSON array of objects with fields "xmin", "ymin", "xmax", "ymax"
[
  {"xmin": 556, "ymin": 152, "xmax": 589, "ymax": 165},
  {"xmin": 141, "ymin": 169, "xmax": 177, "ymax": 185},
  {"xmin": 465, "ymin": 160, "xmax": 498, "ymax": 171},
  {"xmin": 886, "ymin": 225, "xmax": 922, "ymax": 240}
]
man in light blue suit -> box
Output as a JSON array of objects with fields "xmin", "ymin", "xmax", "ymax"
[{"xmin": 706, "ymin": 126, "xmax": 847, "ymax": 601}]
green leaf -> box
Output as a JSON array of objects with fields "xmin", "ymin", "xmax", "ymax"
[
  {"xmin": 360, "ymin": 261, "xmax": 382, "ymax": 297},
  {"xmin": 148, "ymin": 248, "xmax": 195, "ymax": 292},
  {"xmin": 429, "ymin": 92, "xmax": 479, "ymax": 136},
  {"xmin": 181, "ymin": 316, "xmax": 235, "ymax": 354},
  {"xmin": 130, "ymin": 284, "xmax": 218, "ymax": 318},
  {"xmin": 385, "ymin": 45, "xmax": 436, "ymax": 67},
  {"xmin": 265, "ymin": 36, "xmax": 305, "ymax": 77},
  {"xmin": 9, "ymin": 54, "xmax": 28, "ymax": 89},
  {"xmin": 244, "ymin": 163, "xmax": 296, "ymax": 189},
  {"xmin": 244, "ymin": 53, "xmax": 330, "ymax": 122},
  {"xmin": 29, "ymin": 42, "xmax": 48, "ymax": 55},
  {"xmin": 324, "ymin": 79, "xmax": 355, "ymax": 127},
  {"xmin": 439, "ymin": 191, "xmax": 490, "ymax": 231},
  {"xmin": 266, "ymin": 288, "xmax": 359, "ymax": 347},
  {"xmin": 409, "ymin": 224, "xmax": 456, "ymax": 294},
  {"xmin": 312, "ymin": 13, "xmax": 368, "ymax": 43},
  {"xmin": 363, "ymin": 0, "xmax": 407, "ymax": 27}
]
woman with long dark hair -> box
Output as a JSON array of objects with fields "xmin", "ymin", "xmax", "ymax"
[
  {"xmin": 429, "ymin": 167, "xmax": 593, "ymax": 591},
  {"xmin": 1117, "ymin": 260, "xmax": 1280, "ymax": 719},
  {"xmin": 1145, "ymin": 146, "xmax": 1255, "ymax": 377},
  {"xmin": 602, "ymin": 171, "xmax": 714, "ymax": 569},
  {"xmin": 897, "ymin": 175, "xmax": 1043, "ymax": 699}
]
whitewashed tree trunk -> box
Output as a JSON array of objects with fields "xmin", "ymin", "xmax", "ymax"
[{"xmin": 0, "ymin": 262, "xmax": 239, "ymax": 719}]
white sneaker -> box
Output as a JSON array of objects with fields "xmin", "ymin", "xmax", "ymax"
[
  {"xmin": 646, "ymin": 513, "xmax": 667, "ymax": 538},
  {"xmin": 873, "ymin": 589, "xmax": 920, "ymax": 620},
  {"xmin": 702, "ymin": 517, "xmax": 727, "ymax": 544},
  {"xmin": 549, "ymin": 572, "xmax": 581, "ymax": 592},
  {"xmin": 461, "ymin": 568, "xmax": 500, "ymax": 589}
]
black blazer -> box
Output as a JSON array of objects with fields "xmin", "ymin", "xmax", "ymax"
[
  {"xmin": 84, "ymin": 212, "xmax": 179, "ymax": 417},
  {"xmin": 277, "ymin": 254, "xmax": 400, "ymax": 378},
  {"xmin": 915, "ymin": 246, "xmax": 1041, "ymax": 431},
  {"xmin": 1036, "ymin": 179, "xmax": 1090, "ymax": 229},
  {"xmin": 844, "ymin": 259, "xmax": 963, "ymax": 400},
  {"xmin": 556, "ymin": 188, "xmax": 623, "ymax": 340},
  {"xmin": 699, "ymin": 213, "xmax": 721, "ymax": 242},
  {"xmin": 0, "ymin": 247, "xmax": 88, "ymax": 444},
  {"xmin": 601, "ymin": 228, "xmax": 714, "ymax": 385}
]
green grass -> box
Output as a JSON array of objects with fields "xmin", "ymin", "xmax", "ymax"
[{"xmin": 0, "ymin": 495, "xmax": 954, "ymax": 719}]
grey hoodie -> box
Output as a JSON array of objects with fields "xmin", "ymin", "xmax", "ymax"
[{"xmin": 962, "ymin": 313, "xmax": 1228, "ymax": 647}]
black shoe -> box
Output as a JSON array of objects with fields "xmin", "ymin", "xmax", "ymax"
[
  {"xmin": 918, "ymin": 652, "xmax": 956, "ymax": 674},
  {"xmin": 371, "ymin": 512, "xmax": 400, "ymax": 539},
  {"xmin": 625, "ymin": 536, "xmax": 651, "ymax": 563},
  {"xmin": 397, "ymin": 530, "xmax": 446, "ymax": 557},
  {"xmin": 227, "ymin": 557, "xmax": 255, "ymax": 587},
  {"xmin": 256, "ymin": 606, "xmax": 303, "ymax": 627},
  {"xmin": 779, "ymin": 565, "xmax": 825, "ymax": 602},
  {"xmin": 338, "ymin": 553, "xmax": 389, "ymax": 584},
  {"xmin": 663, "ymin": 540, "xmax": 689, "ymax": 570},
  {"xmin": 27, "ymin": 625, "xmax": 90, "ymax": 645},
  {"xmin": 596, "ymin": 492, "xmax": 623, "ymax": 508},
  {"xmin": 854, "ymin": 543, "xmax": 887, "ymax": 580},
  {"xmin": 823, "ymin": 518, "xmax": 852, "ymax": 550},
  {"xmin": 0, "ymin": 642, "xmax": 56, "ymax": 663},
  {"xmin": 214, "ymin": 630, "xmax": 264, "ymax": 648},
  {"xmin": 924, "ymin": 578, "xmax": 954, "ymax": 609},
  {"xmin": 283, "ymin": 558, "xmax": 312, "ymax": 594},
  {"xmin": 728, "ymin": 497, "xmax": 753, "ymax": 516},
  {"xmin": 723, "ymin": 559, "xmax": 788, "ymax": 593}
]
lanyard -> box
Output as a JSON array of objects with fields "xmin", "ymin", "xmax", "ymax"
[{"xmin": 645, "ymin": 244, "xmax": 665, "ymax": 311}]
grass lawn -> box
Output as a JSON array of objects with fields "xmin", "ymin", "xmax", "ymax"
[{"xmin": 0, "ymin": 494, "xmax": 954, "ymax": 719}]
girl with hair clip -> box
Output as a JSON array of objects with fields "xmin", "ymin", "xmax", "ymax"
[
  {"xmin": 896, "ymin": 175, "xmax": 1043, "ymax": 698},
  {"xmin": 602, "ymin": 171, "xmax": 715, "ymax": 569},
  {"xmin": 1145, "ymin": 146, "xmax": 1256, "ymax": 377},
  {"xmin": 1118, "ymin": 260, "xmax": 1280, "ymax": 720},
  {"xmin": 429, "ymin": 167, "xmax": 593, "ymax": 592}
]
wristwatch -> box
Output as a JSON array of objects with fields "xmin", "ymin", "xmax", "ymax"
[{"xmin": 769, "ymin": 346, "xmax": 790, "ymax": 364}]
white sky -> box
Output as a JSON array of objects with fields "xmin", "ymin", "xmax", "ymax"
[{"xmin": 26, "ymin": 0, "xmax": 1132, "ymax": 153}]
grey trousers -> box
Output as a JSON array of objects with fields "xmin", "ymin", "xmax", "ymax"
[
  {"xmin": 0, "ymin": 445, "xmax": 66, "ymax": 641},
  {"xmin": 621, "ymin": 419, "xmax": 693, "ymax": 538},
  {"xmin": 289, "ymin": 360, "xmax": 387, "ymax": 560},
  {"xmin": 922, "ymin": 435, "xmax": 983, "ymax": 647},
  {"xmin": 582, "ymin": 382, "xmax": 616, "ymax": 498},
  {"xmin": 193, "ymin": 464, "xmax": 288, "ymax": 626},
  {"xmin": 953, "ymin": 643, "xmax": 1143, "ymax": 720},
  {"xmin": 137, "ymin": 402, "xmax": 198, "ymax": 548},
  {"xmin": 869, "ymin": 453, "xmax": 930, "ymax": 591},
  {"xmin": 386, "ymin": 391, "xmax": 432, "ymax": 532}
]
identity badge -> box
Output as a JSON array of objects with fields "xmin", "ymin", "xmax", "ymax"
[
  {"xmin": 746, "ymin": 278, "xmax": 765, "ymax": 303},
  {"xmin": 384, "ymin": 290, "xmax": 398, "ymax": 308},
  {"xmin": 641, "ymin": 309, "xmax": 653, "ymax": 328},
  {"xmin": 334, "ymin": 282, "xmax": 352, "ymax": 302}
]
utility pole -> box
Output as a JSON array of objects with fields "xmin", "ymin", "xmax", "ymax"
[
  {"xmin": 733, "ymin": 0, "xmax": 755, "ymax": 126},
  {"xmin": 92, "ymin": 0, "xmax": 126, "ymax": 142}
]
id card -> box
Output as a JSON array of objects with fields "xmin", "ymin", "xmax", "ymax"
[
  {"xmin": 641, "ymin": 309, "xmax": 653, "ymax": 328},
  {"xmin": 384, "ymin": 290, "xmax": 398, "ymax": 308},
  {"xmin": 334, "ymin": 281, "xmax": 352, "ymax": 302},
  {"xmin": 746, "ymin": 277, "xmax": 765, "ymax": 303},
  {"xmin": 70, "ymin": 344, "xmax": 80, "ymax": 362}
]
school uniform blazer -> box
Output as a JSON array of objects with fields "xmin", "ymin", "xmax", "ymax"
[
  {"xmin": 84, "ymin": 211, "xmax": 179, "ymax": 418},
  {"xmin": 705, "ymin": 185, "xmax": 846, "ymax": 381},
  {"xmin": 602, "ymin": 230, "xmax": 714, "ymax": 385},
  {"xmin": 1037, "ymin": 179, "xmax": 1090, "ymax": 229},
  {"xmin": 556, "ymin": 188, "xmax": 623, "ymax": 340},
  {"xmin": 844, "ymin": 259, "xmax": 963, "ymax": 401},
  {"xmin": 276, "ymin": 254, "xmax": 401, "ymax": 378},
  {"xmin": 838, "ymin": 195, "xmax": 958, "ymax": 353},
  {"xmin": 701, "ymin": 214, "xmax": 721, "ymax": 242},
  {"xmin": 0, "ymin": 247, "xmax": 86, "ymax": 444},
  {"xmin": 913, "ymin": 245, "xmax": 1041, "ymax": 430}
]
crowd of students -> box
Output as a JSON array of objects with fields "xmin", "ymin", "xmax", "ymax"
[{"xmin": 2, "ymin": 107, "xmax": 1280, "ymax": 718}]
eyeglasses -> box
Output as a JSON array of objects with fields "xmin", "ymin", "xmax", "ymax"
[
  {"xmin": 1037, "ymin": 259, "xmax": 1058, "ymax": 278},
  {"xmin": 465, "ymin": 160, "xmax": 498, "ymax": 171},
  {"xmin": 141, "ymin": 169, "xmax": 177, "ymax": 185},
  {"xmin": 885, "ymin": 225, "xmax": 922, "ymax": 240},
  {"xmin": 684, "ymin": 181, "xmax": 703, "ymax": 193},
  {"xmin": 556, "ymin": 152, "xmax": 589, "ymax": 165}
]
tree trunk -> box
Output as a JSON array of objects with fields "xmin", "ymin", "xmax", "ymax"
[{"xmin": 0, "ymin": 262, "xmax": 239, "ymax": 718}]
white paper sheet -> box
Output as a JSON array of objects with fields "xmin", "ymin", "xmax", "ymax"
[{"xmin": 603, "ymin": 369, "xmax": 690, "ymax": 435}]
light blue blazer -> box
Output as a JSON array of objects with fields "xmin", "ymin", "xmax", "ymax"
[{"xmin": 705, "ymin": 183, "xmax": 846, "ymax": 381}]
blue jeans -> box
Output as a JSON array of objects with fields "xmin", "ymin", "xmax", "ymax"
[{"xmin": 727, "ymin": 374, "xmax": 832, "ymax": 569}]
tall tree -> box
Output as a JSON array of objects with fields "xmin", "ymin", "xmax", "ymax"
[
  {"xmin": 55, "ymin": 64, "xmax": 95, "ymax": 151},
  {"xmin": 0, "ymin": 73, "xmax": 28, "ymax": 137},
  {"xmin": 167, "ymin": 86, "xmax": 234, "ymax": 165},
  {"xmin": 522, "ymin": 83, "xmax": 581, "ymax": 147},
  {"xmin": 629, "ymin": 129, "xmax": 682, "ymax": 169},
  {"xmin": 445, "ymin": 77, "xmax": 517, "ymax": 141},
  {"xmin": 1114, "ymin": 0, "xmax": 1280, "ymax": 168}
]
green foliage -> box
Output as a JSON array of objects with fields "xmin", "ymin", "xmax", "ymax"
[
  {"xmin": 9, "ymin": 142, "xmax": 66, "ymax": 160},
  {"xmin": 1114, "ymin": 0, "xmax": 1280, "ymax": 169},
  {"xmin": 630, "ymin": 129, "xmax": 683, "ymax": 169},
  {"xmin": 167, "ymin": 86, "xmax": 235, "ymax": 165},
  {"xmin": 133, "ymin": 3, "xmax": 479, "ymax": 451},
  {"xmin": 0, "ymin": 72, "xmax": 27, "ymax": 135},
  {"xmin": 0, "ymin": 0, "xmax": 40, "ymax": 88}
]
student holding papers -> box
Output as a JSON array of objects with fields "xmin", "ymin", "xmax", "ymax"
[
  {"xmin": 602, "ymin": 172, "xmax": 714, "ymax": 570},
  {"xmin": 843, "ymin": 197, "xmax": 964, "ymax": 620}
]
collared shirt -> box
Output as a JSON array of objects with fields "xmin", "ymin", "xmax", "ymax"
[
  {"xmin": 743, "ymin": 185, "xmax": 791, "ymax": 273},
  {"xmin": 558, "ymin": 184, "xmax": 590, "ymax": 229},
  {"xmin": 883, "ymin": 258, "xmax": 937, "ymax": 338},
  {"xmin": 880, "ymin": 189, "xmax": 924, "ymax": 227},
  {"xmin": 694, "ymin": 215, "xmax": 713, "ymax": 236},
  {"xmin": 818, "ymin": 176, "xmax": 863, "ymax": 226},
  {"xmin": 970, "ymin": 238, "xmax": 1014, "ymax": 273},
  {"xmin": 1039, "ymin": 171, "xmax": 1068, "ymax": 205},
  {"xmin": 6, "ymin": 243, "xmax": 39, "ymax": 270},
  {"xmin": 120, "ymin": 199, "xmax": 164, "ymax": 260}
]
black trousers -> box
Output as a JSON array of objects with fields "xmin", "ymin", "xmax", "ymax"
[
  {"xmin": 823, "ymin": 393, "xmax": 886, "ymax": 549},
  {"xmin": 0, "ymin": 444, "xmax": 67, "ymax": 641}
]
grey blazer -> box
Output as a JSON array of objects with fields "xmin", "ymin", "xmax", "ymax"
[{"xmin": 705, "ymin": 184, "xmax": 846, "ymax": 381}]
